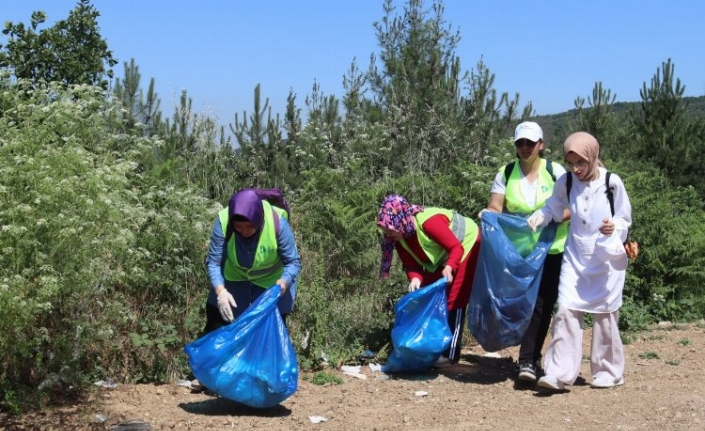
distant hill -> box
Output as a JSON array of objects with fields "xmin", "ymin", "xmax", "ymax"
[{"xmin": 529, "ymin": 95, "xmax": 705, "ymax": 146}]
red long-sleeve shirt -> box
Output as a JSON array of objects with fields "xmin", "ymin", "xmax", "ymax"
[{"xmin": 394, "ymin": 213, "xmax": 481, "ymax": 309}]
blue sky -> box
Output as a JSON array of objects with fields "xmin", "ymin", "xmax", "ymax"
[{"xmin": 4, "ymin": 0, "xmax": 705, "ymax": 126}]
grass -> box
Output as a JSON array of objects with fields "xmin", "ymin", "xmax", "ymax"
[
  {"xmin": 309, "ymin": 371, "xmax": 344, "ymax": 386},
  {"xmin": 638, "ymin": 351, "xmax": 660, "ymax": 360}
]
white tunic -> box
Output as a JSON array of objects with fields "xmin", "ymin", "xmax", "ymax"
[{"xmin": 536, "ymin": 168, "xmax": 632, "ymax": 312}]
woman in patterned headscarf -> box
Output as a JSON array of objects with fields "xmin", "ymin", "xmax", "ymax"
[
  {"xmin": 527, "ymin": 132, "xmax": 633, "ymax": 392},
  {"xmin": 377, "ymin": 194, "xmax": 481, "ymax": 366}
]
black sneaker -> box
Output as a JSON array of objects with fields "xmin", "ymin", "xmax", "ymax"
[{"xmin": 518, "ymin": 361, "xmax": 537, "ymax": 382}]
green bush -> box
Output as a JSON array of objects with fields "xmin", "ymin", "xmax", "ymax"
[
  {"xmin": 0, "ymin": 80, "xmax": 214, "ymax": 410},
  {"xmin": 617, "ymin": 162, "xmax": 705, "ymax": 327}
]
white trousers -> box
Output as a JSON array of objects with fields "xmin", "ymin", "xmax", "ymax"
[{"xmin": 543, "ymin": 307, "xmax": 624, "ymax": 385}]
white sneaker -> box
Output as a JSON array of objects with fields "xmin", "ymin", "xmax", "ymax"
[
  {"xmin": 591, "ymin": 375, "xmax": 625, "ymax": 388},
  {"xmin": 537, "ymin": 375, "xmax": 565, "ymax": 391},
  {"xmin": 433, "ymin": 356, "xmax": 450, "ymax": 367}
]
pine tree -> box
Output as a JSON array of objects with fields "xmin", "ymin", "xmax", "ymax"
[
  {"xmin": 627, "ymin": 59, "xmax": 705, "ymax": 194},
  {"xmin": 572, "ymin": 82, "xmax": 621, "ymax": 161},
  {"xmin": 112, "ymin": 59, "xmax": 163, "ymax": 136}
]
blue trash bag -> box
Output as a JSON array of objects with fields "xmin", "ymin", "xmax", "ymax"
[
  {"xmin": 468, "ymin": 212, "xmax": 557, "ymax": 352},
  {"xmin": 184, "ymin": 284, "xmax": 298, "ymax": 408},
  {"xmin": 382, "ymin": 277, "xmax": 451, "ymax": 373}
]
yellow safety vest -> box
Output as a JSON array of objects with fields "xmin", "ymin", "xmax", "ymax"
[
  {"xmin": 504, "ymin": 158, "xmax": 567, "ymax": 254},
  {"xmin": 399, "ymin": 207, "xmax": 479, "ymax": 273},
  {"xmin": 219, "ymin": 200, "xmax": 286, "ymax": 288}
]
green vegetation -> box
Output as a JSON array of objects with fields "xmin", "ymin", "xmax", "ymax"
[
  {"xmin": 309, "ymin": 371, "xmax": 344, "ymax": 386},
  {"xmin": 638, "ymin": 352, "xmax": 661, "ymax": 360},
  {"xmin": 677, "ymin": 339, "xmax": 691, "ymax": 346},
  {"xmin": 1, "ymin": 0, "xmax": 704, "ymax": 413}
]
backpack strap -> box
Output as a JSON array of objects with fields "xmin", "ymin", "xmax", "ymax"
[
  {"xmin": 545, "ymin": 159, "xmax": 556, "ymax": 182},
  {"xmin": 605, "ymin": 171, "xmax": 615, "ymax": 216},
  {"xmin": 566, "ymin": 172, "xmax": 572, "ymax": 202},
  {"xmin": 272, "ymin": 208, "xmax": 281, "ymax": 234},
  {"xmin": 503, "ymin": 161, "xmax": 515, "ymax": 182},
  {"xmin": 505, "ymin": 159, "xmax": 556, "ymax": 182}
]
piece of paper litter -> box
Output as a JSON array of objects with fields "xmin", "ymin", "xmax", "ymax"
[{"xmin": 309, "ymin": 416, "xmax": 327, "ymax": 424}]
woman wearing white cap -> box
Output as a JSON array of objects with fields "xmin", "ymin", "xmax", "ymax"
[
  {"xmin": 527, "ymin": 131, "xmax": 632, "ymax": 391},
  {"xmin": 479, "ymin": 121, "xmax": 569, "ymax": 384}
]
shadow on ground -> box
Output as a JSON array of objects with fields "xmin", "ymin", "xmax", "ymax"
[
  {"xmin": 436, "ymin": 352, "xmax": 515, "ymax": 385},
  {"xmin": 178, "ymin": 396, "xmax": 292, "ymax": 417}
]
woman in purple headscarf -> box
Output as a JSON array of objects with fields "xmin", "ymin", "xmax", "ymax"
[
  {"xmin": 377, "ymin": 194, "xmax": 482, "ymax": 366},
  {"xmin": 201, "ymin": 189, "xmax": 301, "ymax": 330},
  {"xmin": 190, "ymin": 189, "xmax": 301, "ymax": 391}
]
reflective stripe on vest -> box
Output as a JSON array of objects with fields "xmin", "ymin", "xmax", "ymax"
[
  {"xmin": 400, "ymin": 207, "xmax": 479, "ymax": 273},
  {"xmin": 503, "ymin": 159, "xmax": 567, "ymax": 254},
  {"xmin": 219, "ymin": 200, "xmax": 284, "ymax": 288},
  {"xmin": 451, "ymin": 212, "xmax": 466, "ymax": 243}
]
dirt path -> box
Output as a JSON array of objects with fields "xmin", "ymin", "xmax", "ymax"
[{"xmin": 3, "ymin": 323, "xmax": 704, "ymax": 430}]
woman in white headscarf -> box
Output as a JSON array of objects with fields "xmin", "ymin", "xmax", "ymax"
[{"xmin": 527, "ymin": 132, "xmax": 632, "ymax": 391}]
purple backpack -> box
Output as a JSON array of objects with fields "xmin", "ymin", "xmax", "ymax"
[{"xmin": 236, "ymin": 188, "xmax": 291, "ymax": 220}]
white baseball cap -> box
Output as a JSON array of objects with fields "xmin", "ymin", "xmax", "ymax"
[{"xmin": 514, "ymin": 121, "xmax": 543, "ymax": 142}]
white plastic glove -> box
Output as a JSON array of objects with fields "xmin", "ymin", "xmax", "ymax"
[
  {"xmin": 526, "ymin": 212, "xmax": 546, "ymax": 232},
  {"xmin": 408, "ymin": 278, "xmax": 421, "ymax": 292},
  {"xmin": 478, "ymin": 209, "xmax": 490, "ymax": 220},
  {"xmin": 216, "ymin": 289, "xmax": 237, "ymax": 322}
]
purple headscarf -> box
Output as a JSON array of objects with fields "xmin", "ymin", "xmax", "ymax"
[
  {"xmin": 376, "ymin": 194, "xmax": 424, "ymax": 278},
  {"xmin": 228, "ymin": 189, "xmax": 264, "ymax": 229}
]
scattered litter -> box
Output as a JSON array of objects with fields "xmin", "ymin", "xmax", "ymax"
[
  {"xmin": 375, "ymin": 374, "xmax": 391, "ymax": 381},
  {"xmin": 341, "ymin": 365, "xmax": 367, "ymax": 380},
  {"xmin": 316, "ymin": 350, "xmax": 329, "ymax": 366},
  {"xmin": 95, "ymin": 414, "xmax": 108, "ymax": 423},
  {"xmin": 111, "ymin": 419, "xmax": 152, "ymax": 430},
  {"xmin": 176, "ymin": 380, "xmax": 192, "ymax": 388},
  {"xmin": 414, "ymin": 391, "xmax": 428, "ymax": 397},
  {"xmin": 484, "ymin": 352, "xmax": 501, "ymax": 358},
  {"xmin": 309, "ymin": 415, "xmax": 327, "ymax": 424},
  {"xmin": 358, "ymin": 349, "xmax": 377, "ymax": 360},
  {"xmin": 94, "ymin": 379, "xmax": 118, "ymax": 389},
  {"xmin": 368, "ymin": 363, "xmax": 382, "ymax": 373},
  {"xmin": 38, "ymin": 373, "xmax": 61, "ymax": 391}
]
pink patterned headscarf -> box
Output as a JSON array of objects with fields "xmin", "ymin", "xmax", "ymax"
[
  {"xmin": 377, "ymin": 194, "xmax": 424, "ymax": 278},
  {"xmin": 564, "ymin": 132, "xmax": 604, "ymax": 182}
]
